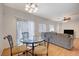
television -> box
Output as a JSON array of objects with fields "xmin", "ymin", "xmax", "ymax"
[{"xmin": 64, "ymin": 30, "xmax": 74, "ymax": 35}]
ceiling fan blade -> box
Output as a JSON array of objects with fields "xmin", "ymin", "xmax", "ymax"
[{"xmin": 64, "ymin": 17, "xmax": 71, "ymax": 21}]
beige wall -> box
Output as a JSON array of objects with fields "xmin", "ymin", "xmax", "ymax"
[{"xmin": 0, "ymin": 4, "xmax": 3, "ymax": 55}]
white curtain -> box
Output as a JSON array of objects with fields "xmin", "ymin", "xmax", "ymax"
[
  {"xmin": 49, "ymin": 24, "xmax": 54, "ymax": 32},
  {"xmin": 16, "ymin": 20, "xmax": 34, "ymax": 45},
  {"xmin": 39, "ymin": 24, "xmax": 46, "ymax": 32}
]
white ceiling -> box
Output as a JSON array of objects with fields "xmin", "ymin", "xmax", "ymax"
[{"xmin": 4, "ymin": 3, "xmax": 79, "ymax": 21}]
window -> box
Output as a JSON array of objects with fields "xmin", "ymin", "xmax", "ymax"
[
  {"xmin": 39, "ymin": 24, "xmax": 46, "ymax": 32},
  {"xmin": 16, "ymin": 20, "xmax": 34, "ymax": 45},
  {"xmin": 49, "ymin": 24, "xmax": 54, "ymax": 32}
]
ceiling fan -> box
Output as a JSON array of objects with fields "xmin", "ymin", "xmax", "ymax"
[
  {"xmin": 55, "ymin": 16, "xmax": 71, "ymax": 22},
  {"xmin": 64, "ymin": 17, "xmax": 71, "ymax": 21}
]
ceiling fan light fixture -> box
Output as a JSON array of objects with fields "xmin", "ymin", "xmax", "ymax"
[
  {"xmin": 25, "ymin": 7, "xmax": 29, "ymax": 11},
  {"xmin": 31, "ymin": 4, "xmax": 36, "ymax": 8},
  {"xmin": 33, "ymin": 8, "xmax": 38, "ymax": 12},
  {"xmin": 28, "ymin": 8, "xmax": 33, "ymax": 13},
  {"xmin": 25, "ymin": 3, "xmax": 38, "ymax": 13}
]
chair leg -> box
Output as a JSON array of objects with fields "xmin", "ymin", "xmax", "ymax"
[
  {"xmin": 47, "ymin": 41, "xmax": 49, "ymax": 56},
  {"xmin": 10, "ymin": 48, "xmax": 12, "ymax": 56},
  {"xmin": 23, "ymin": 52, "xmax": 26, "ymax": 54}
]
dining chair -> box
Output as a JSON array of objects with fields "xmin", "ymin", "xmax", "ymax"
[
  {"xmin": 34, "ymin": 36, "xmax": 49, "ymax": 56},
  {"xmin": 22, "ymin": 32, "xmax": 33, "ymax": 55},
  {"xmin": 22, "ymin": 32, "xmax": 31, "ymax": 46},
  {"xmin": 2, "ymin": 35, "xmax": 29, "ymax": 56},
  {"xmin": 22, "ymin": 32, "xmax": 29, "ymax": 40},
  {"xmin": 22, "ymin": 32, "xmax": 38, "ymax": 47}
]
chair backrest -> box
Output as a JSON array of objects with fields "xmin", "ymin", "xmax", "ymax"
[
  {"xmin": 4, "ymin": 35, "xmax": 13, "ymax": 48},
  {"xmin": 22, "ymin": 32, "xmax": 29, "ymax": 40},
  {"xmin": 4, "ymin": 35, "xmax": 13, "ymax": 56}
]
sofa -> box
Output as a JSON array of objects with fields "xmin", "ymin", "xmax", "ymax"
[{"xmin": 41, "ymin": 32, "xmax": 74, "ymax": 49}]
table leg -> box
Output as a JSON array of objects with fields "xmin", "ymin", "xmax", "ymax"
[
  {"xmin": 10, "ymin": 48, "xmax": 12, "ymax": 56},
  {"xmin": 25, "ymin": 44, "xmax": 28, "ymax": 56},
  {"xmin": 32, "ymin": 43, "xmax": 34, "ymax": 56},
  {"xmin": 47, "ymin": 42, "xmax": 49, "ymax": 56},
  {"xmin": 47, "ymin": 39, "xmax": 49, "ymax": 56}
]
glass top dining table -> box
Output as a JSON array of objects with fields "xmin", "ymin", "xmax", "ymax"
[
  {"xmin": 20, "ymin": 39, "xmax": 44, "ymax": 44},
  {"xmin": 20, "ymin": 39, "xmax": 45, "ymax": 56}
]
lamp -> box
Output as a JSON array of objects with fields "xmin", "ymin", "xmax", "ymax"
[{"xmin": 25, "ymin": 3, "xmax": 38, "ymax": 13}]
